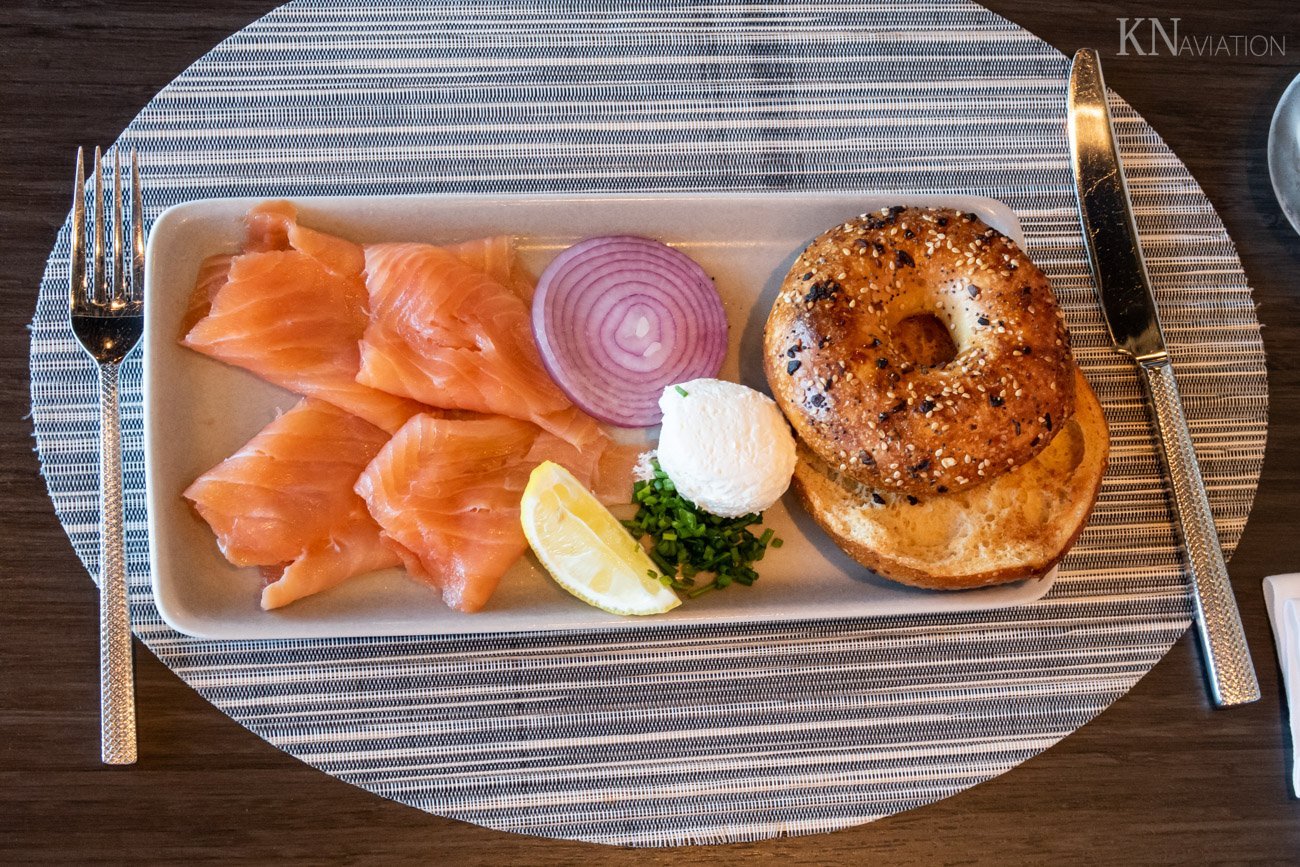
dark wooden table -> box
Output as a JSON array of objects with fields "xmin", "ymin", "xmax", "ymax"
[{"xmin": 4, "ymin": 1, "xmax": 1299, "ymax": 862}]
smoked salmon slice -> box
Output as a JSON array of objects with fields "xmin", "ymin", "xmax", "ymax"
[
  {"xmin": 358, "ymin": 243, "xmax": 571, "ymax": 420},
  {"xmin": 356, "ymin": 241, "xmax": 612, "ymax": 473},
  {"xmin": 356, "ymin": 413, "xmax": 575, "ymax": 613},
  {"xmin": 445, "ymin": 235, "xmax": 536, "ymax": 303},
  {"xmin": 183, "ymin": 398, "xmax": 400, "ymax": 610},
  {"xmin": 180, "ymin": 252, "xmax": 234, "ymax": 335},
  {"xmin": 182, "ymin": 206, "xmax": 639, "ymax": 615},
  {"xmin": 181, "ymin": 202, "xmax": 427, "ymax": 434}
]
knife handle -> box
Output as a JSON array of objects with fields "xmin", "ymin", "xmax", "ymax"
[{"xmin": 1140, "ymin": 358, "xmax": 1260, "ymax": 707}]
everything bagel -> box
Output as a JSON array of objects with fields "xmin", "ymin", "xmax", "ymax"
[{"xmin": 763, "ymin": 206, "xmax": 1075, "ymax": 497}]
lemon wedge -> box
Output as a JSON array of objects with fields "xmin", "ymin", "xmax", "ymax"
[{"xmin": 521, "ymin": 461, "xmax": 681, "ymax": 616}]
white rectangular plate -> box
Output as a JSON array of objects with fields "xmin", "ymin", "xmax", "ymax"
[{"xmin": 145, "ymin": 192, "xmax": 1055, "ymax": 639}]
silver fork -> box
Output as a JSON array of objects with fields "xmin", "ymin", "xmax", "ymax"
[{"xmin": 69, "ymin": 146, "xmax": 144, "ymax": 765}]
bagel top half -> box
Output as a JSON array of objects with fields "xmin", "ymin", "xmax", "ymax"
[{"xmin": 763, "ymin": 206, "xmax": 1075, "ymax": 497}]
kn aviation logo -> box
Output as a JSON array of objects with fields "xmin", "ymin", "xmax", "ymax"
[{"xmin": 1118, "ymin": 18, "xmax": 1286, "ymax": 57}]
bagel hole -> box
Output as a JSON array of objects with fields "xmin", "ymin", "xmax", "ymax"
[{"xmin": 893, "ymin": 314, "xmax": 958, "ymax": 368}]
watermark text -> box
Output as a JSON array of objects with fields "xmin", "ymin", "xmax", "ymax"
[{"xmin": 1118, "ymin": 18, "xmax": 1286, "ymax": 57}]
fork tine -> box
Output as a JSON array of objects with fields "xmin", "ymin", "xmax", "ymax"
[
  {"xmin": 112, "ymin": 149, "xmax": 124, "ymax": 307},
  {"xmin": 92, "ymin": 146, "xmax": 106, "ymax": 306},
  {"xmin": 70, "ymin": 147, "xmax": 87, "ymax": 310},
  {"xmin": 130, "ymin": 149, "xmax": 144, "ymax": 304}
]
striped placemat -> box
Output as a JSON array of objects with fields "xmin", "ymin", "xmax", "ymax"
[{"xmin": 28, "ymin": 0, "xmax": 1266, "ymax": 846}]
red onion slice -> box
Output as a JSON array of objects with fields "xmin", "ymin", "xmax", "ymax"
[{"xmin": 532, "ymin": 236, "xmax": 728, "ymax": 427}]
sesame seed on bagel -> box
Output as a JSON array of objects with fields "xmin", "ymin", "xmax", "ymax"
[{"xmin": 762, "ymin": 206, "xmax": 1075, "ymax": 497}]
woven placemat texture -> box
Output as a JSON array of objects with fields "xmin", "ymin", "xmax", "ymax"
[{"xmin": 28, "ymin": 0, "xmax": 1265, "ymax": 846}]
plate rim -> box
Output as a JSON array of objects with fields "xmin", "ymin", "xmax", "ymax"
[{"xmin": 1267, "ymin": 71, "xmax": 1300, "ymax": 237}]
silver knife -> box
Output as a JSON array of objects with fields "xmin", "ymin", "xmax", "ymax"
[{"xmin": 1067, "ymin": 48, "xmax": 1260, "ymax": 707}]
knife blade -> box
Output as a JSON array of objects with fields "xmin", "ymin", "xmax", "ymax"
[{"xmin": 1067, "ymin": 47, "xmax": 1260, "ymax": 707}]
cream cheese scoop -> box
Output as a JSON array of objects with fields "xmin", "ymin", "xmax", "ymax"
[{"xmin": 655, "ymin": 378, "xmax": 796, "ymax": 518}]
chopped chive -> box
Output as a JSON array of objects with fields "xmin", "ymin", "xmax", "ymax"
[
  {"xmin": 675, "ymin": 385, "xmax": 689, "ymax": 397},
  {"xmin": 623, "ymin": 461, "xmax": 780, "ymax": 604}
]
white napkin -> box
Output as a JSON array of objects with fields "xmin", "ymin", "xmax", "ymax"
[{"xmin": 1262, "ymin": 573, "xmax": 1300, "ymax": 797}]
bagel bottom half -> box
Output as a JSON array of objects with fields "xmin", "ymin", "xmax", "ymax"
[{"xmin": 792, "ymin": 367, "xmax": 1108, "ymax": 590}]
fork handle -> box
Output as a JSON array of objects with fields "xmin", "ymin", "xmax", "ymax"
[{"xmin": 98, "ymin": 361, "xmax": 137, "ymax": 764}]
